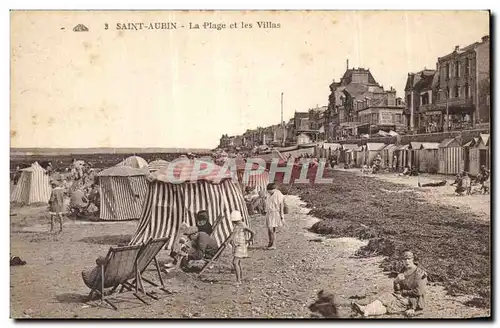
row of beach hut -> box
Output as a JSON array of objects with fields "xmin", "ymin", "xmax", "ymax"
[
  {"xmin": 11, "ymin": 155, "xmax": 271, "ymax": 223},
  {"xmin": 316, "ymin": 134, "xmax": 490, "ymax": 175}
]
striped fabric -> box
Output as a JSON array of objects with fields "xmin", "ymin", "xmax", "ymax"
[
  {"xmin": 117, "ymin": 156, "xmax": 148, "ymax": 169},
  {"xmin": 148, "ymin": 160, "xmax": 170, "ymax": 172},
  {"xmin": 235, "ymin": 158, "xmax": 270, "ymax": 193},
  {"xmin": 10, "ymin": 162, "xmax": 51, "ymax": 204},
  {"xmin": 237, "ymin": 169, "xmax": 270, "ymax": 193},
  {"xmin": 438, "ymin": 147, "xmax": 464, "ymax": 175},
  {"xmin": 99, "ymin": 176, "xmax": 149, "ymax": 221},
  {"xmin": 149, "ymin": 158, "xmax": 236, "ymax": 184},
  {"xmin": 130, "ymin": 166, "xmax": 250, "ymax": 250}
]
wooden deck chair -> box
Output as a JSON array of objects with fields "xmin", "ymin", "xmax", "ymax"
[
  {"xmin": 124, "ymin": 237, "xmax": 171, "ymax": 299},
  {"xmin": 81, "ymin": 244, "xmax": 147, "ymax": 310},
  {"xmin": 198, "ymin": 230, "xmax": 236, "ymax": 275}
]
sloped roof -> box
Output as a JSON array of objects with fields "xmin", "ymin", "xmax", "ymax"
[
  {"xmin": 439, "ymin": 138, "xmax": 461, "ymax": 148},
  {"xmin": 148, "ymin": 159, "xmax": 170, "ymax": 171},
  {"xmin": 405, "ymin": 74, "xmax": 414, "ymax": 92},
  {"xmin": 340, "ymin": 68, "xmax": 378, "ymax": 85},
  {"xmin": 463, "ymin": 137, "xmax": 480, "ymax": 147},
  {"xmin": 414, "ymin": 71, "xmax": 435, "ymax": 90},
  {"xmin": 479, "ymin": 134, "xmax": 490, "ymax": 146},
  {"xmin": 21, "ymin": 161, "xmax": 46, "ymax": 173},
  {"xmin": 420, "ymin": 142, "xmax": 440, "ymax": 150},
  {"xmin": 294, "ymin": 111, "xmax": 309, "ymax": 118},
  {"xmin": 366, "ymin": 143, "xmax": 386, "ymax": 151},
  {"xmin": 410, "ymin": 142, "xmax": 422, "ymax": 149},
  {"xmin": 323, "ymin": 143, "xmax": 341, "ymax": 150},
  {"xmin": 343, "ymin": 83, "xmax": 369, "ymax": 97},
  {"xmin": 342, "ymin": 144, "xmax": 359, "ymax": 151},
  {"xmin": 98, "ymin": 166, "xmax": 149, "ymax": 177},
  {"xmin": 117, "ymin": 155, "xmax": 148, "ymax": 169},
  {"xmin": 383, "ymin": 144, "xmax": 397, "ymax": 151}
]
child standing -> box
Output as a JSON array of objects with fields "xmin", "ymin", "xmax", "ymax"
[
  {"xmin": 48, "ymin": 180, "xmax": 65, "ymax": 233},
  {"xmin": 229, "ymin": 210, "xmax": 255, "ymax": 285}
]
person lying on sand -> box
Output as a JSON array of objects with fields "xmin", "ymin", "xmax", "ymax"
[
  {"xmin": 399, "ymin": 166, "xmax": 410, "ymax": 177},
  {"xmin": 418, "ymin": 180, "xmax": 447, "ymax": 187},
  {"xmin": 351, "ymin": 251, "xmax": 427, "ymax": 318}
]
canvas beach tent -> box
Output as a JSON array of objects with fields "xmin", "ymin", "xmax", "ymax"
[
  {"xmin": 129, "ymin": 159, "xmax": 250, "ymax": 251},
  {"xmin": 97, "ymin": 166, "xmax": 149, "ymax": 221},
  {"xmin": 117, "ymin": 156, "xmax": 148, "ymax": 169},
  {"xmin": 10, "ymin": 162, "xmax": 51, "ymax": 204},
  {"xmin": 148, "ymin": 159, "xmax": 170, "ymax": 172},
  {"xmin": 234, "ymin": 158, "xmax": 270, "ymax": 193}
]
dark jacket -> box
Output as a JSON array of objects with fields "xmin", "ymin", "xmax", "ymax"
[
  {"xmin": 189, "ymin": 232, "xmax": 218, "ymax": 260},
  {"xmin": 196, "ymin": 221, "xmax": 213, "ymax": 235},
  {"xmin": 394, "ymin": 266, "xmax": 427, "ymax": 310}
]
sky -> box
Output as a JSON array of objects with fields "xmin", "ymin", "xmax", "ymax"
[{"xmin": 10, "ymin": 11, "xmax": 490, "ymax": 149}]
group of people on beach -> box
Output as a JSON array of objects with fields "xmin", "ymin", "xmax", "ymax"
[
  {"xmin": 45, "ymin": 160, "xmax": 101, "ymax": 233},
  {"xmin": 21, "ymin": 151, "xmax": 443, "ymax": 318},
  {"xmin": 168, "ymin": 182, "xmax": 286, "ymax": 285}
]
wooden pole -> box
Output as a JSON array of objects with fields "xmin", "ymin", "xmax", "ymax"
[{"xmin": 281, "ymin": 92, "xmax": 285, "ymax": 146}]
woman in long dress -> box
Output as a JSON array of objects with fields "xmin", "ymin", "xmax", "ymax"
[{"xmin": 264, "ymin": 183, "xmax": 285, "ymax": 250}]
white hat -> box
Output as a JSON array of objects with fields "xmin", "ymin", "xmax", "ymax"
[{"xmin": 230, "ymin": 210, "xmax": 242, "ymax": 222}]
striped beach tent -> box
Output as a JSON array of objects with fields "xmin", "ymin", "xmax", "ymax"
[
  {"xmin": 11, "ymin": 162, "xmax": 51, "ymax": 204},
  {"xmin": 148, "ymin": 159, "xmax": 170, "ymax": 172},
  {"xmin": 97, "ymin": 166, "xmax": 149, "ymax": 221},
  {"xmin": 117, "ymin": 156, "xmax": 148, "ymax": 169},
  {"xmin": 235, "ymin": 158, "xmax": 270, "ymax": 193},
  {"xmin": 129, "ymin": 159, "xmax": 250, "ymax": 250}
]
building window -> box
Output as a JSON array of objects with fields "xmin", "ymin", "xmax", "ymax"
[
  {"xmin": 454, "ymin": 85, "xmax": 459, "ymax": 98},
  {"xmin": 446, "ymin": 63, "xmax": 450, "ymax": 80},
  {"xmin": 371, "ymin": 113, "xmax": 378, "ymax": 123},
  {"xmin": 396, "ymin": 114, "xmax": 402, "ymax": 124},
  {"xmin": 455, "ymin": 61, "xmax": 460, "ymax": 78},
  {"xmin": 421, "ymin": 93, "xmax": 430, "ymax": 105},
  {"xmin": 446, "ymin": 87, "xmax": 450, "ymax": 99},
  {"xmin": 465, "ymin": 58, "xmax": 470, "ymax": 77},
  {"xmin": 464, "ymin": 83, "xmax": 469, "ymax": 98}
]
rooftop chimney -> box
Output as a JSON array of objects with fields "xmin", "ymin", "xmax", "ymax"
[
  {"xmin": 346, "ymin": 59, "xmax": 349, "ymax": 70},
  {"xmin": 454, "ymin": 45, "xmax": 460, "ymax": 52},
  {"xmin": 482, "ymin": 35, "xmax": 490, "ymax": 42}
]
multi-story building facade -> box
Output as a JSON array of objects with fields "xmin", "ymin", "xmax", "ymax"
[
  {"xmin": 355, "ymin": 87, "xmax": 406, "ymax": 135},
  {"xmin": 404, "ymin": 69, "xmax": 438, "ymax": 133},
  {"xmin": 433, "ymin": 35, "xmax": 490, "ymax": 131},
  {"xmin": 326, "ymin": 64, "xmax": 405, "ymax": 140},
  {"xmin": 293, "ymin": 111, "xmax": 309, "ymax": 131}
]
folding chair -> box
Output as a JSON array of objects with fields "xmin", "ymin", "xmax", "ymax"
[
  {"xmin": 124, "ymin": 237, "xmax": 171, "ymax": 300},
  {"xmin": 81, "ymin": 244, "xmax": 146, "ymax": 310},
  {"xmin": 198, "ymin": 230, "xmax": 236, "ymax": 275}
]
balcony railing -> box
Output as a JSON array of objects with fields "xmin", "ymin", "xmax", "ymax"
[
  {"xmin": 419, "ymin": 103, "xmax": 441, "ymax": 113},
  {"xmin": 435, "ymin": 97, "xmax": 474, "ymax": 107}
]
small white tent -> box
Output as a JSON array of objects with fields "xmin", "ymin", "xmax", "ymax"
[{"xmin": 11, "ymin": 162, "xmax": 51, "ymax": 204}]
